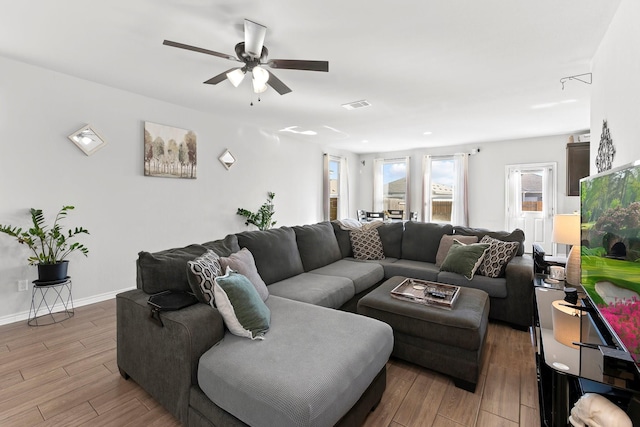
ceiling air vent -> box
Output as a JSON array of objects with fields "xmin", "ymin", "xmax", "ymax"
[{"xmin": 342, "ymin": 100, "xmax": 371, "ymax": 110}]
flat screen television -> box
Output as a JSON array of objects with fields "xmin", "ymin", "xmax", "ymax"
[{"xmin": 580, "ymin": 159, "xmax": 640, "ymax": 365}]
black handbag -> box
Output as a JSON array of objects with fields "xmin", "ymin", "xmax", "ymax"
[{"xmin": 147, "ymin": 291, "xmax": 199, "ymax": 327}]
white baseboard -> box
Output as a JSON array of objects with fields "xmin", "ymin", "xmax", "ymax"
[{"xmin": 0, "ymin": 286, "xmax": 136, "ymax": 326}]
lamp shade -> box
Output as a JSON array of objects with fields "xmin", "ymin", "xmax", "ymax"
[
  {"xmin": 553, "ymin": 213, "xmax": 581, "ymax": 285},
  {"xmin": 226, "ymin": 68, "xmax": 246, "ymax": 87},
  {"xmin": 251, "ymin": 66, "xmax": 269, "ymax": 94},
  {"xmin": 552, "ymin": 214, "xmax": 580, "ymax": 245},
  {"xmin": 551, "ymin": 300, "xmax": 582, "ymax": 348}
]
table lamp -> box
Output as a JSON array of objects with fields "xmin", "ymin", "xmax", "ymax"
[{"xmin": 552, "ymin": 214, "xmax": 581, "ymax": 286}]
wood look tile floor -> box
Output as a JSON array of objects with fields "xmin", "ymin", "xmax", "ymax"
[{"xmin": 0, "ymin": 299, "xmax": 539, "ymax": 427}]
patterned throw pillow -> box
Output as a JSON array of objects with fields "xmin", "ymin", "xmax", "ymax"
[
  {"xmin": 439, "ymin": 240, "xmax": 490, "ymax": 280},
  {"xmin": 349, "ymin": 228, "xmax": 385, "ymax": 260},
  {"xmin": 477, "ymin": 235, "xmax": 520, "ymax": 278},
  {"xmin": 214, "ymin": 270, "xmax": 271, "ymax": 340},
  {"xmin": 186, "ymin": 250, "xmax": 222, "ymax": 305}
]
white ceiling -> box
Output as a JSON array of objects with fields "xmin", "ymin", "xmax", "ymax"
[{"xmin": 0, "ymin": 1, "xmax": 621, "ymax": 153}]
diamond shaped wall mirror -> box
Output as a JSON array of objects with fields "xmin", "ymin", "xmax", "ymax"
[
  {"xmin": 68, "ymin": 124, "xmax": 108, "ymax": 156},
  {"xmin": 219, "ymin": 149, "xmax": 236, "ymax": 170}
]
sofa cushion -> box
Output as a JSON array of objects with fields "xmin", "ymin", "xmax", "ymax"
[
  {"xmin": 377, "ymin": 222, "xmax": 404, "ymax": 258},
  {"xmin": 350, "ymin": 228, "xmax": 385, "ymax": 260},
  {"xmin": 202, "ymin": 234, "xmax": 241, "ymax": 257},
  {"xmin": 331, "ymin": 221, "xmax": 353, "ymax": 258},
  {"xmin": 311, "ymin": 259, "xmax": 384, "ymax": 293},
  {"xmin": 453, "ymin": 226, "xmax": 525, "ymax": 256},
  {"xmin": 382, "ymin": 259, "xmax": 440, "ymax": 282},
  {"xmin": 477, "ymin": 235, "xmax": 520, "ymax": 278},
  {"xmin": 267, "ymin": 273, "xmax": 354, "ymax": 309},
  {"xmin": 439, "ymin": 240, "xmax": 490, "ymax": 280},
  {"xmin": 186, "ymin": 250, "xmax": 222, "ymax": 304},
  {"xmin": 436, "ymin": 271, "xmax": 508, "ymax": 298},
  {"xmin": 236, "ymin": 227, "xmax": 305, "ymax": 285},
  {"xmin": 198, "ymin": 295, "xmax": 393, "ymax": 427},
  {"xmin": 137, "ymin": 244, "xmax": 208, "ymax": 294},
  {"xmin": 219, "ymin": 248, "xmax": 269, "ymax": 301},
  {"xmin": 213, "ymin": 271, "xmax": 270, "ymax": 340},
  {"xmin": 401, "ymin": 221, "xmax": 454, "ymax": 263},
  {"xmin": 435, "ymin": 235, "xmax": 479, "ymax": 267},
  {"xmin": 293, "ymin": 222, "xmax": 342, "ymax": 271}
]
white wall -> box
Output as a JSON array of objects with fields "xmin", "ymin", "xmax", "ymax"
[
  {"xmin": 0, "ymin": 56, "xmax": 357, "ymax": 323},
  {"xmin": 591, "ymin": 0, "xmax": 640, "ymax": 170},
  {"xmin": 357, "ymin": 134, "xmax": 582, "ymax": 232}
]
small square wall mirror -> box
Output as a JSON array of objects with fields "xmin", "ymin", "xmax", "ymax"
[
  {"xmin": 219, "ymin": 149, "xmax": 236, "ymax": 170},
  {"xmin": 68, "ymin": 124, "xmax": 108, "ymax": 156}
]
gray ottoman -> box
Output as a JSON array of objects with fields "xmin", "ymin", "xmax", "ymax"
[{"xmin": 357, "ymin": 276, "xmax": 489, "ymax": 391}]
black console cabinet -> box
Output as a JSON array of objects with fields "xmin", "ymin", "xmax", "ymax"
[{"xmin": 533, "ymin": 276, "xmax": 639, "ymax": 426}]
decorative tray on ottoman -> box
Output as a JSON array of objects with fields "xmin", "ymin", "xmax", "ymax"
[{"xmin": 390, "ymin": 278, "xmax": 460, "ymax": 310}]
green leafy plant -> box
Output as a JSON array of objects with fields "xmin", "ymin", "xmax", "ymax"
[
  {"xmin": 237, "ymin": 192, "xmax": 277, "ymax": 231},
  {"xmin": 0, "ymin": 205, "xmax": 89, "ymax": 265}
]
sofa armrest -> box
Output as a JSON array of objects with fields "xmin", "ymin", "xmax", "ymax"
[
  {"xmin": 116, "ymin": 289, "xmax": 224, "ymax": 424},
  {"xmin": 499, "ymin": 254, "xmax": 535, "ymax": 328}
]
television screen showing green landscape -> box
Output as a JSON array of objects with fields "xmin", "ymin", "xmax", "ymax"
[{"xmin": 581, "ymin": 160, "xmax": 640, "ymax": 363}]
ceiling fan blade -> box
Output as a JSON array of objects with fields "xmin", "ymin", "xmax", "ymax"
[
  {"xmin": 203, "ymin": 68, "xmax": 239, "ymax": 85},
  {"xmin": 266, "ymin": 71, "xmax": 292, "ymax": 95},
  {"xmin": 163, "ymin": 40, "xmax": 238, "ymax": 62},
  {"xmin": 244, "ymin": 19, "xmax": 267, "ymax": 59},
  {"xmin": 268, "ymin": 59, "xmax": 329, "ymax": 72}
]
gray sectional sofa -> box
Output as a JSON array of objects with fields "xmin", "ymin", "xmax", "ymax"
[{"xmin": 116, "ymin": 220, "xmax": 534, "ymax": 427}]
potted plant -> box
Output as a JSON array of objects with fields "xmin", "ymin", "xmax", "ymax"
[
  {"xmin": 0, "ymin": 205, "xmax": 89, "ymax": 282},
  {"xmin": 237, "ymin": 192, "xmax": 277, "ymax": 231}
]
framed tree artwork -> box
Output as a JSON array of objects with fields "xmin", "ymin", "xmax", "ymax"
[{"xmin": 144, "ymin": 122, "xmax": 197, "ymax": 179}]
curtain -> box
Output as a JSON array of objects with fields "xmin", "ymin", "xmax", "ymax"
[
  {"xmin": 422, "ymin": 155, "xmax": 432, "ymax": 222},
  {"xmin": 338, "ymin": 157, "xmax": 350, "ymax": 219},
  {"xmin": 372, "ymin": 158, "xmax": 384, "ymax": 212},
  {"xmin": 451, "ymin": 153, "xmax": 469, "ymax": 226},
  {"xmin": 322, "ymin": 154, "xmax": 330, "ymax": 221}
]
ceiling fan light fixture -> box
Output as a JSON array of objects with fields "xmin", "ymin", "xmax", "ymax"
[
  {"xmin": 252, "ymin": 66, "xmax": 269, "ymax": 85},
  {"xmin": 252, "ymin": 78, "xmax": 268, "ymax": 94},
  {"xmin": 226, "ymin": 68, "xmax": 246, "ymax": 87}
]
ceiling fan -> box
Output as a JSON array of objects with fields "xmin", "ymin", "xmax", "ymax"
[{"xmin": 163, "ymin": 19, "xmax": 329, "ymax": 95}]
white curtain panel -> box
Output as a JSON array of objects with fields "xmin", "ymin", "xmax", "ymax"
[
  {"xmin": 422, "ymin": 155, "xmax": 432, "ymax": 222},
  {"xmin": 322, "ymin": 154, "xmax": 330, "ymax": 221},
  {"xmin": 451, "ymin": 153, "xmax": 469, "ymax": 226},
  {"xmin": 339, "ymin": 157, "xmax": 350, "ymax": 219},
  {"xmin": 372, "ymin": 158, "xmax": 384, "ymax": 212}
]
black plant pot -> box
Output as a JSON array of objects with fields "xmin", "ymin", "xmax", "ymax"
[{"xmin": 37, "ymin": 261, "xmax": 69, "ymax": 283}]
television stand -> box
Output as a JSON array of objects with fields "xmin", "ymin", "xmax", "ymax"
[{"xmin": 533, "ymin": 285, "xmax": 638, "ymax": 426}]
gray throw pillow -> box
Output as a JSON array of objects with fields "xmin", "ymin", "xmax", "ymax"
[
  {"xmin": 214, "ymin": 271, "xmax": 270, "ymax": 340},
  {"xmin": 435, "ymin": 235, "xmax": 479, "ymax": 267},
  {"xmin": 439, "ymin": 240, "xmax": 490, "ymax": 280},
  {"xmin": 186, "ymin": 250, "xmax": 222, "ymax": 305},
  {"xmin": 219, "ymin": 248, "xmax": 269, "ymax": 301},
  {"xmin": 477, "ymin": 235, "xmax": 520, "ymax": 278}
]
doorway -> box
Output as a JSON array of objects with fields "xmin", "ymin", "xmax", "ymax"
[{"xmin": 505, "ymin": 163, "xmax": 557, "ymax": 255}]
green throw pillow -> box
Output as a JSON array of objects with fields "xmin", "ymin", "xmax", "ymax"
[
  {"xmin": 213, "ymin": 270, "xmax": 270, "ymax": 340},
  {"xmin": 439, "ymin": 240, "xmax": 490, "ymax": 280}
]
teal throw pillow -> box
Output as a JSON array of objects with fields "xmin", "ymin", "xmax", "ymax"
[
  {"xmin": 439, "ymin": 240, "xmax": 490, "ymax": 280},
  {"xmin": 213, "ymin": 270, "xmax": 271, "ymax": 340}
]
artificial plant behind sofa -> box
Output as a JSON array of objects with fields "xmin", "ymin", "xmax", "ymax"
[{"xmin": 117, "ymin": 220, "xmax": 533, "ymax": 427}]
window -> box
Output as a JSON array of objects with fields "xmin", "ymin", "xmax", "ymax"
[
  {"xmin": 423, "ymin": 154, "xmax": 468, "ymax": 225},
  {"xmin": 373, "ymin": 157, "xmax": 410, "ymax": 219},
  {"xmin": 329, "ymin": 158, "xmax": 340, "ymax": 220},
  {"xmin": 323, "ymin": 155, "xmax": 350, "ymax": 220}
]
